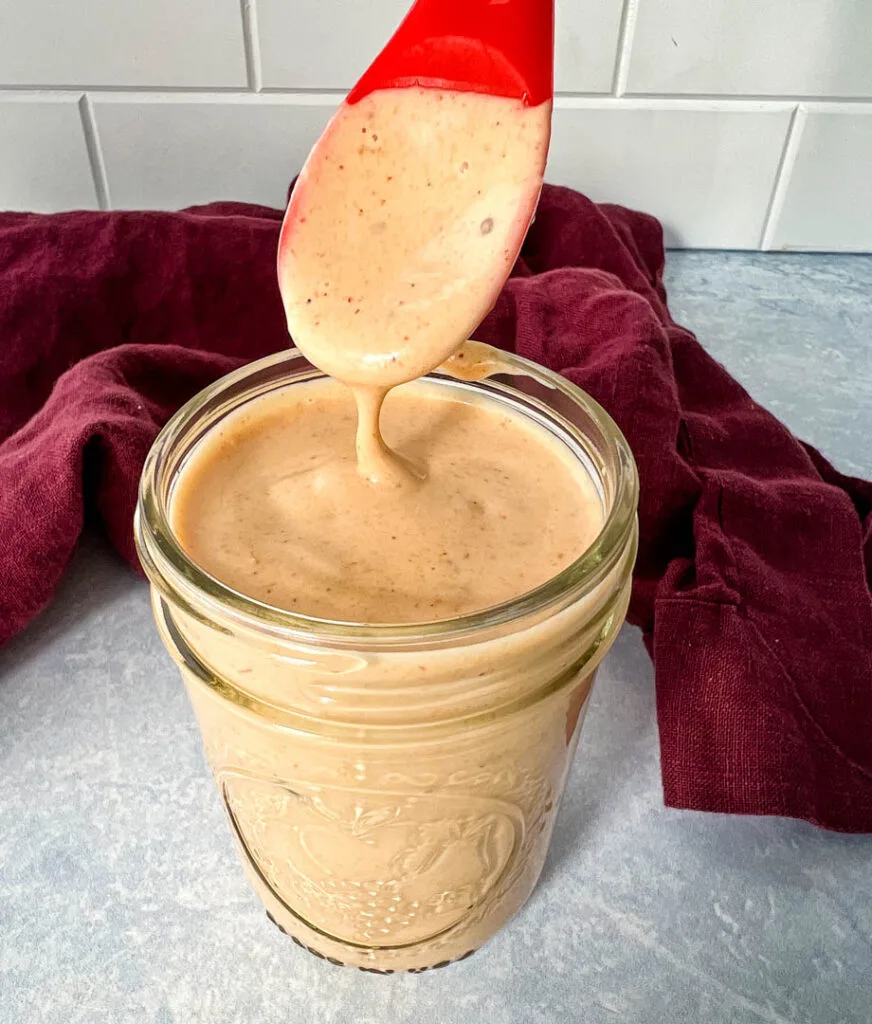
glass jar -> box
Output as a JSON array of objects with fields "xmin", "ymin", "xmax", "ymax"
[{"xmin": 134, "ymin": 349, "xmax": 638, "ymax": 973}]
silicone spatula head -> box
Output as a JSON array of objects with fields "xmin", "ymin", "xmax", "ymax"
[
  {"xmin": 348, "ymin": 0, "xmax": 554, "ymax": 106},
  {"xmin": 277, "ymin": 0, "xmax": 555, "ymax": 387}
]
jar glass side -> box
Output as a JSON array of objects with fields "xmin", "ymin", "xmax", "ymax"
[{"xmin": 134, "ymin": 349, "xmax": 639, "ymax": 971}]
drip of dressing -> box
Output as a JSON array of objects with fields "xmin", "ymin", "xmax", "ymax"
[{"xmin": 173, "ymin": 85, "xmax": 607, "ymax": 628}]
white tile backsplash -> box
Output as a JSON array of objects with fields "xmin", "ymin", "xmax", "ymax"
[
  {"xmin": 0, "ymin": 0, "xmax": 246, "ymax": 88},
  {"xmin": 549, "ymin": 101, "xmax": 792, "ymax": 248},
  {"xmin": 770, "ymin": 106, "xmax": 872, "ymax": 252},
  {"xmin": 553, "ymin": 0, "xmax": 625, "ymax": 94},
  {"xmin": 92, "ymin": 96, "xmax": 338, "ymax": 211},
  {"xmin": 1, "ymin": 0, "xmax": 871, "ymax": 250},
  {"xmin": 0, "ymin": 96, "xmax": 98, "ymax": 212},
  {"xmin": 258, "ymin": 0, "xmax": 410, "ymax": 90},
  {"xmin": 628, "ymin": 0, "xmax": 872, "ymax": 98}
]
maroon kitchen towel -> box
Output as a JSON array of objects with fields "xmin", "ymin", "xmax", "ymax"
[{"xmin": 2, "ymin": 185, "xmax": 871, "ymax": 831}]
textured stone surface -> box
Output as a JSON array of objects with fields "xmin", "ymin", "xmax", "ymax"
[
  {"xmin": 1, "ymin": 252, "xmax": 871, "ymax": 1022},
  {"xmin": 664, "ymin": 251, "xmax": 872, "ymax": 478}
]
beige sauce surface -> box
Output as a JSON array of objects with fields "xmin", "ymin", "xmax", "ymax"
[{"xmin": 172, "ymin": 377, "xmax": 603, "ymax": 624}]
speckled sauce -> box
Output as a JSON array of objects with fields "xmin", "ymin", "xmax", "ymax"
[
  {"xmin": 278, "ymin": 86, "xmax": 551, "ymax": 484},
  {"xmin": 278, "ymin": 88, "xmax": 551, "ymax": 389}
]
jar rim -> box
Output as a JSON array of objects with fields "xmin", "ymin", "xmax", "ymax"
[{"xmin": 135, "ymin": 348, "xmax": 638, "ymax": 646}]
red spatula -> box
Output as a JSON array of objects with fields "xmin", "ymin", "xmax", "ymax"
[
  {"xmin": 278, "ymin": 0, "xmax": 555, "ymax": 388},
  {"xmin": 347, "ymin": 0, "xmax": 554, "ymax": 106}
]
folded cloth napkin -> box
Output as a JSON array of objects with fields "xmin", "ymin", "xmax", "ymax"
[{"xmin": 2, "ymin": 185, "xmax": 871, "ymax": 831}]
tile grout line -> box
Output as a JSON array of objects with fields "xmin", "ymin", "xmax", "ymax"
[
  {"xmin": 77, "ymin": 93, "xmax": 111, "ymax": 211},
  {"xmin": 759, "ymin": 103, "xmax": 807, "ymax": 250},
  {"xmin": 554, "ymin": 95, "xmax": 795, "ymax": 111},
  {"xmin": 240, "ymin": 0, "xmax": 263, "ymax": 92},
  {"xmin": 611, "ymin": 0, "xmax": 639, "ymax": 97},
  {"xmin": 2, "ymin": 84, "xmax": 871, "ymax": 106},
  {"xmin": 625, "ymin": 91, "xmax": 871, "ymax": 105},
  {"xmin": 0, "ymin": 84, "xmax": 262, "ymax": 95}
]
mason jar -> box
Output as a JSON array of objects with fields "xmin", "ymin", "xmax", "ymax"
[{"xmin": 134, "ymin": 349, "xmax": 638, "ymax": 973}]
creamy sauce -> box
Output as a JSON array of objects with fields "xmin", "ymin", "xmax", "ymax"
[{"xmin": 163, "ymin": 85, "xmax": 621, "ymax": 971}]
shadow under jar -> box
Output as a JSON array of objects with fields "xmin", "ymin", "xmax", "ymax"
[{"xmin": 134, "ymin": 349, "xmax": 639, "ymax": 973}]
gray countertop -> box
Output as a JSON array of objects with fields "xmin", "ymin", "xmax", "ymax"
[{"xmin": 2, "ymin": 252, "xmax": 871, "ymax": 1024}]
